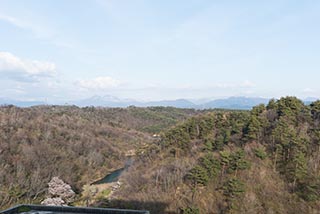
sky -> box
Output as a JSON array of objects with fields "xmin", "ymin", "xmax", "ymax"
[{"xmin": 0, "ymin": 0, "xmax": 320, "ymax": 102}]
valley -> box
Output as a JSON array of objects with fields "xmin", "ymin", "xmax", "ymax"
[{"xmin": 1, "ymin": 97, "xmax": 320, "ymax": 213}]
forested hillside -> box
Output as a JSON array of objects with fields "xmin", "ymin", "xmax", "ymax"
[
  {"xmin": 2, "ymin": 98, "xmax": 320, "ymax": 213},
  {"xmin": 108, "ymin": 97, "xmax": 320, "ymax": 213},
  {"xmin": 0, "ymin": 105, "xmax": 199, "ymax": 208}
]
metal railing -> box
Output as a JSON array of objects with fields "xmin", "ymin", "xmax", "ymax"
[{"xmin": 1, "ymin": 204, "xmax": 149, "ymax": 214}]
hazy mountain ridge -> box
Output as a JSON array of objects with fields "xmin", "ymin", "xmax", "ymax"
[
  {"xmin": 0, "ymin": 98, "xmax": 46, "ymax": 107},
  {"xmin": 1, "ymin": 96, "xmax": 318, "ymax": 110},
  {"xmin": 200, "ymin": 96, "xmax": 269, "ymax": 109},
  {"xmin": 63, "ymin": 96, "xmax": 271, "ymax": 109},
  {"xmin": 0, "ymin": 96, "xmax": 293, "ymax": 109}
]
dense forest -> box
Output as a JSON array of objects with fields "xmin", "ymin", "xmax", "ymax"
[
  {"xmin": 1, "ymin": 97, "xmax": 320, "ymax": 213},
  {"xmin": 110, "ymin": 97, "xmax": 320, "ymax": 213}
]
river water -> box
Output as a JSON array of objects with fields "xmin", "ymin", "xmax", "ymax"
[{"xmin": 91, "ymin": 158, "xmax": 133, "ymax": 185}]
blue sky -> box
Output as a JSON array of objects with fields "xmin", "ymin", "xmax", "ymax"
[{"xmin": 0, "ymin": 0, "xmax": 320, "ymax": 102}]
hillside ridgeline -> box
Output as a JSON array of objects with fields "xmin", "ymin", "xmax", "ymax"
[{"xmin": 108, "ymin": 97, "xmax": 320, "ymax": 213}]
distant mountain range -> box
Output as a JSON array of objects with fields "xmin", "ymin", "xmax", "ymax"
[
  {"xmin": 0, "ymin": 96, "xmax": 318, "ymax": 110},
  {"xmin": 70, "ymin": 95, "xmax": 140, "ymax": 108},
  {"xmin": 70, "ymin": 96, "xmax": 268, "ymax": 109},
  {"xmin": 199, "ymin": 97, "xmax": 269, "ymax": 110},
  {"xmin": 0, "ymin": 98, "xmax": 46, "ymax": 107},
  {"xmin": 71, "ymin": 96, "xmax": 198, "ymax": 108}
]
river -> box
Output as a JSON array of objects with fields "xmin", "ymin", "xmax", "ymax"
[{"xmin": 90, "ymin": 158, "xmax": 133, "ymax": 185}]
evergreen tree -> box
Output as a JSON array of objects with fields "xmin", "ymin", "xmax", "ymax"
[
  {"xmin": 199, "ymin": 154, "xmax": 221, "ymax": 178},
  {"xmin": 187, "ymin": 165, "xmax": 209, "ymax": 186}
]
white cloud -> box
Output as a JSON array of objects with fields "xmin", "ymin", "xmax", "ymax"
[
  {"xmin": 0, "ymin": 14, "xmax": 27, "ymax": 29},
  {"xmin": 0, "ymin": 13, "xmax": 53, "ymax": 39},
  {"xmin": 0, "ymin": 52, "xmax": 56, "ymax": 81},
  {"xmin": 0, "ymin": 13, "xmax": 75, "ymax": 48},
  {"xmin": 212, "ymin": 80, "xmax": 255, "ymax": 89},
  {"xmin": 239, "ymin": 80, "xmax": 256, "ymax": 88},
  {"xmin": 76, "ymin": 76, "xmax": 121, "ymax": 90},
  {"xmin": 303, "ymin": 88, "xmax": 315, "ymax": 93}
]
